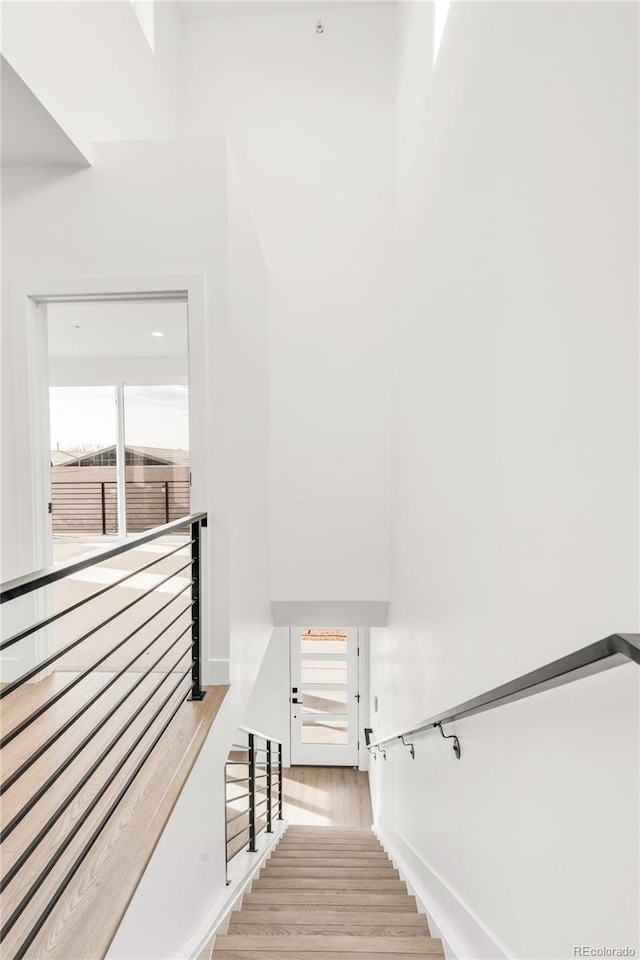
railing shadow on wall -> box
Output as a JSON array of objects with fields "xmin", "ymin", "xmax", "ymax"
[{"xmin": 0, "ymin": 513, "xmax": 207, "ymax": 960}]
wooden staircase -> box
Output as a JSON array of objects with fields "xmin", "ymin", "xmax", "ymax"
[{"xmin": 212, "ymin": 825, "xmax": 445, "ymax": 959}]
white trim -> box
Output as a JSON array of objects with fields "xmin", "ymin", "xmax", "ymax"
[
  {"xmin": 272, "ymin": 600, "xmax": 389, "ymax": 627},
  {"xmin": 9, "ymin": 272, "xmax": 209, "ymax": 669},
  {"xmin": 238, "ymin": 722, "xmax": 282, "ymax": 743},
  {"xmin": 357, "ymin": 628, "xmax": 370, "ymax": 772},
  {"xmin": 207, "ymin": 658, "xmax": 230, "ymax": 685},
  {"xmin": 184, "ymin": 821, "xmax": 287, "ymax": 960},
  {"xmin": 115, "ymin": 383, "xmax": 127, "ymax": 537},
  {"xmin": 374, "ymin": 813, "xmax": 511, "ymax": 960}
]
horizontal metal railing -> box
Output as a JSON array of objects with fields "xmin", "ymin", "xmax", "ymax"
[
  {"xmin": 0, "ymin": 513, "xmax": 207, "ymax": 960},
  {"xmin": 51, "ymin": 478, "xmax": 191, "ymax": 536},
  {"xmin": 224, "ymin": 728, "xmax": 282, "ymax": 880},
  {"xmin": 365, "ymin": 632, "xmax": 640, "ymax": 761}
]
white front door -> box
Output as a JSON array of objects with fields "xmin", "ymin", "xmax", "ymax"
[{"xmin": 290, "ymin": 628, "xmax": 359, "ymax": 766}]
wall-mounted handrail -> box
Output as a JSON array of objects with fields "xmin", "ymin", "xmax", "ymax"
[
  {"xmin": 0, "ymin": 511, "xmax": 208, "ymax": 603},
  {"xmin": 368, "ymin": 633, "xmax": 640, "ymax": 755}
]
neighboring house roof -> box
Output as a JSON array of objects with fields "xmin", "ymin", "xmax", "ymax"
[
  {"xmin": 54, "ymin": 445, "xmax": 190, "ymax": 467},
  {"xmin": 50, "ymin": 450, "xmax": 75, "ymax": 465}
]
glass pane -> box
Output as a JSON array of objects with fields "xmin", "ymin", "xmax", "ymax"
[
  {"xmin": 302, "ymin": 720, "xmax": 348, "ymax": 744},
  {"xmin": 301, "ymin": 629, "xmax": 347, "ymax": 655},
  {"xmin": 49, "ymin": 386, "xmax": 119, "ymax": 541},
  {"xmin": 123, "ymin": 385, "xmax": 190, "ymax": 533},
  {"xmin": 301, "ymin": 689, "xmax": 348, "ymax": 715},
  {"xmin": 301, "ymin": 660, "xmax": 347, "ymax": 685}
]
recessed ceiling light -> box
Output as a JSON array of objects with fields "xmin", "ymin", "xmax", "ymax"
[{"xmin": 151, "ymin": 331, "xmax": 164, "ymax": 337}]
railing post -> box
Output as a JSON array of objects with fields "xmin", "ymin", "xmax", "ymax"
[
  {"xmin": 278, "ymin": 742, "xmax": 283, "ymax": 820},
  {"xmin": 266, "ymin": 740, "xmax": 273, "ymax": 834},
  {"xmin": 101, "ymin": 482, "xmax": 107, "ymax": 536},
  {"xmin": 164, "ymin": 481, "xmax": 170, "ymax": 524},
  {"xmin": 248, "ymin": 734, "xmax": 257, "ymax": 852},
  {"xmin": 188, "ymin": 519, "xmax": 205, "ymax": 701},
  {"xmin": 224, "ymin": 761, "xmax": 230, "ymax": 886}
]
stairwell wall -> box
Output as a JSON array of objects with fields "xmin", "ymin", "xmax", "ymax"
[
  {"xmin": 370, "ymin": 3, "xmax": 639, "ymax": 958},
  {"xmin": 0, "ymin": 0, "xmax": 184, "ymax": 160},
  {"xmin": 184, "ymin": 5, "xmax": 396, "ymax": 605},
  {"xmin": 1, "ymin": 138, "xmax": 273, "ymax": 956}
]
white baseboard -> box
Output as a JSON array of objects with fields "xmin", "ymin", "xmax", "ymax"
[
  {"xmin": 206, "ymin": 658, "xmax": 230, "ymax": 685},
  {"xmin": 184, "ymin": 820, "xmax": 287, "ymax": 960},
  {"xmin": 375, "ymin": 814, "xmax": 511, "ymax": 960}
]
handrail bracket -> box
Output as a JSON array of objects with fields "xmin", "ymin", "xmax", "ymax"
[
  {"xmin": 400, "ymin": 735, "xmax": 415, "ymax": 759},
  {"xmin": 435, "ymin": 722, "xmax": 461, "ymax": 760}
]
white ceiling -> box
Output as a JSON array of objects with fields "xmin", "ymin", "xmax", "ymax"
[
  {"xmin": 47, "ymin": 301, "xmax": 189, "ymax": 359},
  {"xmin": 178, "ymin": 0, "xmax": 390, "ymax": 20},
  {"xmin": 1, "ymin": 57, "xmax": 89, "ymax": 167}
]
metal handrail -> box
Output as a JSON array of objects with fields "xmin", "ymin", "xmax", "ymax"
[
  {"xmin": 224, "ymin": 733, "xmax": 283, "ymax": 878},
  {"xmin": 0, "ymin": 511, "xmax": 207, "ymax": 602},
  {"xmin": 367, "ymin": 633, "xmax": 640, "ymax": 757}
]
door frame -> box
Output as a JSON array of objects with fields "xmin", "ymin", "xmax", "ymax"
[
  {"xmin": 289, "ymin": 627, "xmax": 361, "ymax": 767},
  {"xmin": 6, "ymin": 274, "xmax": 206, "ymax": 676}
]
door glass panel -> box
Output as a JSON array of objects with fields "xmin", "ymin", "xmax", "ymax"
[
  {"xmin": 301, "ymin": 660, "xmax": 347, "ymax": 685},
  {"xmin": 49, "ymin": 386, "xmax": 119, "ymax": 542},
  {"xmin": 301, "ymin": 689, "xmax": 348, "ymax": 715},
  {"xmin": 123, "ymin": 385, "xmax": 190, "ymax": 533},
  {"xmin": 302, "ymin": 720, "xmax": 348, "ymax": 744},
  {"xmin": 301, "ymin": 629, "xmax": 347, "ymax": 654}
]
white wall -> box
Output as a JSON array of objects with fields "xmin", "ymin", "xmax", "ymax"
[
  {"xmin": 1, "ymin": 138, "xmax": 273, "ymax": 955},
  {"xmin": 242, "ymin": 627, "xmax": 291, "ymax": 765},
  {"xmin": 371, "ymin": 3, "xmax": 639, "ymax": 958},
  {"xmin": 184, "ymin": 4, "xmax": 395, "ymax": 603},
  {"xmin": 0, "ymin": 0, "xmax": 184, "ymax": 158}
]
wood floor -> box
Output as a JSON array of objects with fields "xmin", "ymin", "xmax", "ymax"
[
  {"xmin": 282, "ymin": 766, "xmax": 373, "ymax": 828},
  {"xmin": 0, "ymin": 676, "xmax": 227, "ymax": 960},
  {"xmin": 212, "ymin": 825, "xmax": 444, "ymax": 959}
]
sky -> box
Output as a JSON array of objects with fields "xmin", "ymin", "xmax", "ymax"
[{"xmin": 49, "ymin": 385, "xmax": 190, "ymax": 453}]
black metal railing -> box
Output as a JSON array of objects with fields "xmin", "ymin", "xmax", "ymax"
[
  {"xmin": 0, "ymin": 513, "xmax": 207, "ymax": 960},
  {"xmin": 224, "ymin": 729, "xmax": 283, "ymax": 878},
  {"xmin": 366, "ymin": 632, "xmax": 640, "ymax": 761},
  {"xmin": 51, "ymin": 479, "xmax": 191, "ymax": 535}
]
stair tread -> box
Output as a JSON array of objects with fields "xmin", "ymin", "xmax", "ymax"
[
  {"xmin": 227, "ymin": 925, "xmax": 428, "ymax": 937},
  {"xmin": 260, "ymin": 869, "xmax": 400, "ymax": 879},
  {"xmin": 242, "ymin": 894, "xmax": 416, "ymax": 909},
  {"xmin": 230, "ymin": 912, "xmax": 426, "ymax": 927},
  {"xmin": 252, "ymin": 879, "xmax": 406, "ymax": 890},
  {"xmin": 272, "ymin": 850, "xmax": 386, "ymax": 858},
  {"xmin": 265, "ymin": 856, "xmax": 393, "ymax": 870},
  {"xmin": 214, "ymin": 935, "xmax": 440, "ymax": 953},
  {"xmin": 213, "ymin": 954, "xmax": 442, "ymax": 960}
]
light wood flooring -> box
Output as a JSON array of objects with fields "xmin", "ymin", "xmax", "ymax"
[
  {"xmin": 282, "ymin": 766, "xmax": 373, "ymax": 828},
  {"xmin": 211, "ymin": 825, "xmax": 444, "ymax": 959}
]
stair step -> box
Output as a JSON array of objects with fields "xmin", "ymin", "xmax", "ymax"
[
  {"xmin": 267, "ymin": 858, "xmax": 395, "ymax": 869},
  {"xmin": 230, "ymin": 912, "xmax": 427, "ymax": 928},
  {"xmin": 260, "ymin": 867, "xmax": 400, "ymax": 879},
  {"xmin": 287, "ymin": 824, "xmax": 375, "ymax": 838},
  {"xmin": 251, "ymin": 879, "xmax": 407, "ymax": 891},
  {"xmin": 227, "ymin": 925, "xmax": 430, "ymax": 937},
  {"xmin": 214, "ymin": 954, "xmax": 440, "ymax": 960},
  {"xmin": 276, "ymin": 840, "xmax": 386, "ymax": 856},
  {"xmin": 241, "ymin": 893, "xmax": 416, "ymax": 910},
  {"xmin": 213, "ymin": 935, "xmax": 442, "ymax": 954}
]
